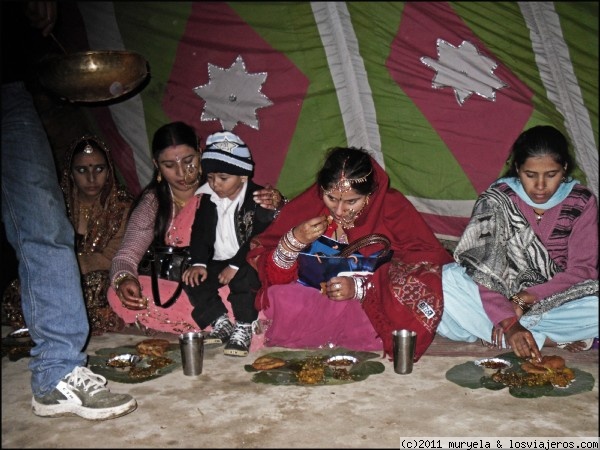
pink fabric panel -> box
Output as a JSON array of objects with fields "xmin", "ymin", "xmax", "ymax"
[{"xmin": 261, "ymin": 282, "xmax": 383, "ymax": 351}]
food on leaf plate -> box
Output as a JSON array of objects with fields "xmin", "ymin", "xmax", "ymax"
[
  {"xmin": 252, "ymin": 355, "xmax": 286, "ymax": 370},
  {"xmin": 492, "ymin": 354, "xmax": 576, "ymax": 388},
  {"xmin": 521, "ymin": 355, "xmax": 566, "ymax": 374},
  {"xmin": 135, "ymin": 338, "xmax": 170, "ymax": 357}
]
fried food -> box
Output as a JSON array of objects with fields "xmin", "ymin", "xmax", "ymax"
[
  {"xmin": 296, "ymin": 357, "xmax": 326, "ymax": 384},
  {"xmin": 521, "ymin": 355, "xmax": 566, "ymax": 374},
  {"xmin": 538, "ymin": 355, "xmax": 566, "ymax": 370},
  {"xmin": 136, "ymin": 338, "xmax": 170, "ymax": 357},
  {"xmin": 520, "ymin": 362, "xmax": 547, "ymax": 374},
  {"xmin": 252, "ymin": 355, "xmax": 286, "ymax": 370},
  {"xmin": 129, "ymin": 356, "xmax": 174, "ymax": 379},
  {"xmin": 493, "ymin": 354, "xmax": 575, "ymax": 388},
  {"xmin": 492, "ymin": 367, "xmax": 575, "ymax": 388}
]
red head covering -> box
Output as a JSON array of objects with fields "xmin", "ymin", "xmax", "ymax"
[{"xmin": 247, "ymin": 155, "xmax": 453, "ymax": 359}]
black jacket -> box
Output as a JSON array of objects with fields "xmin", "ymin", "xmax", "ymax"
[{"xmin": 189, "ymin": 180, "xmax": 276, "ymax": 268}]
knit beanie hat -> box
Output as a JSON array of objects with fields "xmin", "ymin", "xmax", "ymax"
[{"xmin": 201, "ymin": 131, "xmax": 254, "ymax": 176}]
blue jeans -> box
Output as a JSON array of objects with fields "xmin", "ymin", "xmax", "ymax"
[{"xmin": 1, "ymin": 82, "xmax": 88, "ymax": 397}]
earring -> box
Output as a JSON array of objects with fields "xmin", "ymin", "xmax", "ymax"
[
  {"xmin": 157, "ymin": 172, "xmax": 162, "ymax": 183},
  {"xmin": 562, "ymin": 176, "xmax": 566, "ymax": 183}
]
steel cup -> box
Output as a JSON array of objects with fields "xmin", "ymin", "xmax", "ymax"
[
  {"xmin": 179, "ymin": 332, "xmax": 204, "ymax": 377},
  {"xmin": 392, "ymin": 329, "xmax": 417, "ymax": 374}
]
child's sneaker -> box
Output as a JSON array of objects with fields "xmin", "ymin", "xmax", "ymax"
[
  {"xmin": 223, "ymin": 322, "xmax": 252, "ymax": 357},
  {"xmin": 32, "ymin": 366, "xmax": 137, "ymax": 420},
  {"xmin": 204, "ymin": 314, "xmax": 234, "ymax": 345}
]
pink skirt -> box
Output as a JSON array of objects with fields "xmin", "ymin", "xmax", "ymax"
[
  {"xmin": 260, "ymin": 281, "xmax": 383, "ymax": 351},
  {"xmin": 107, "ymin": 275, "xmax": 232, "ymax": 335}
]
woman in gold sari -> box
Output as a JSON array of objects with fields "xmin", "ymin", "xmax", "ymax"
[{"xmin": 3, "ymin": 135, "xmax": 133, "ymax": 335}]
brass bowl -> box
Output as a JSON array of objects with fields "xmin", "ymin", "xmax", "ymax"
[{"xmin": 37, "ymin": 50, "xmax": 149, "ymax": 103}]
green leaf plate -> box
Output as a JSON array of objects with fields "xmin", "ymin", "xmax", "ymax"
[
  {"xmin": 446, "ymin": 352, "xmax": 594, "ymax": 398},
  {"xmin": 88, "ymin": 344, "xmax": 181, "ymax": 384},
  {"xmin": 244, "ymin": 348, "xmax": 385, "ymax": 386}
]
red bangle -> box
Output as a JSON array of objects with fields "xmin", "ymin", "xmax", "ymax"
[{"xmin": 502, "ymin": 316, "xmax": 519, "ymax": 333}]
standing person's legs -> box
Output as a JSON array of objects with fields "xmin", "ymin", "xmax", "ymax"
[
  {"xmin": 2, "ymin": 82, "xmax": 88, "ymax": 395},
  {"xmin": 1, "ymin": 82, "xmax": 136, "ymax": 420}
]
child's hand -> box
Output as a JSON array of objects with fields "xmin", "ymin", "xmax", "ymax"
[
  {"xmin": 182, "ymin": 266, "xmax": 207, "ymax": 287},
  {"xmin": 218, "ymin": 266, "xmax": 238, "ymax": 285}
]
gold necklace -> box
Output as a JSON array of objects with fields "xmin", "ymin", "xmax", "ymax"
[
  {"xmin": 533, "ymin": 208, "xmax": 545, "ymax": 224},
  {"xmin": 172, "ymin": 196, "xmax": 187, "ymax": 209},
  {"xmin": 80, "ymin": 204, "xmax": 93, "ymax": 221}
]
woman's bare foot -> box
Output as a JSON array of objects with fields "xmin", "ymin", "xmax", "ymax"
[
  {"xmin": 546, "ymin": 338, "xmax": 594, "ymax": 353},
  {"xmin": 480, "ymin": 339, "xmax": 495, "ymax": 349}
]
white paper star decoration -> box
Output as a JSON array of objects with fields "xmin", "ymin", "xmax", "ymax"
[
  {"xmin": 193, "ymin": 55, "xmax": 273, "ymax": 130},
  {"xmin": 421, "ymin": 39, "xmax": 508, "ymax": 106}
]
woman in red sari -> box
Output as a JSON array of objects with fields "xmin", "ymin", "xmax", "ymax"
[{"xmin": 248, "ymin": 147, "xmax": 453, "ymax": 360}]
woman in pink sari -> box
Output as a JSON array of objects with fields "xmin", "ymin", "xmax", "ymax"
[
  {"xmin": 108, "ymin": 122, "xmax": 204, "ymax": 333},
  {"xmin": 108, "ymin": 122, "xmax": 284, "ymax": 335}
]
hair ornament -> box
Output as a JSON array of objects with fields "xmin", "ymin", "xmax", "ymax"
[
  {"xmin": 69, "ymin": 135, "xmax": 110, "ymax": 157},
  {"xmin": 324, "ymin": 158, "xmax": 372, "ymax": 195},
  {"xmin": 83, "ymin": 142, "xmax": 94, "ymax": 154}
]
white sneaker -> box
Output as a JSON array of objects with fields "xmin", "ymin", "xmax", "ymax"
[{"xmin": 32, "ymin": 366, "xmax": 137, "ymax": 420}]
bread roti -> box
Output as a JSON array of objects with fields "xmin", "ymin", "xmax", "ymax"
[{"xmin": 252, "ymin": 355, "xmax": 286, "ymax": 370}]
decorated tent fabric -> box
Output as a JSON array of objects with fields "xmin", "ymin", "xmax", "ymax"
[{"xmin": 56, "ymin": 2, "xmax": 597, "ymax": 240}]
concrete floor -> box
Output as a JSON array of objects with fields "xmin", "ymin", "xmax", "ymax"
[{"xmin": 2, "ymin": 326, "xmax": 598, "ymax": 448}]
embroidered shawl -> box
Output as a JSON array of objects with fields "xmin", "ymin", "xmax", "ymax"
[{"xmin": 454, "ymin": 185, "xmax": 598, "ymax": 315}]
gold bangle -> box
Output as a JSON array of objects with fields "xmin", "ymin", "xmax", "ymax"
[
  {"xmin": 114, "ymin": 273, "xmax": 137, "ymax": 291},
  {"xmin": 510, "ymin": 294, "xmax": 530, "ymax": 312}
]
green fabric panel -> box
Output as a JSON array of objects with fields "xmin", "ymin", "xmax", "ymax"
[
  {"xmin": 554, "ymin": 1, "xmax": 599, "ymax": 150},
  {"xmin": 114, "ymin": 2, "xmax": 192, "ymax": 144}
]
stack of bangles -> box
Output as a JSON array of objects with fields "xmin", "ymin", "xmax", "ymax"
[
  {"xmin": 273, "ymin": 228, "xmax": 307, "ymax": 269},
  {"xmin": 510, "ymin": 293, "xmax": 531, "ymax": 313},
  {"xmin": 351, "ymin": 275, "xmax": 369, "ymax": 303}
]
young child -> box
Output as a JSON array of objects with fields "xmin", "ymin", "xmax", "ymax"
[{"xmin": 182, "ymin": 131, "xmax": 279, "ymax": 356}]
